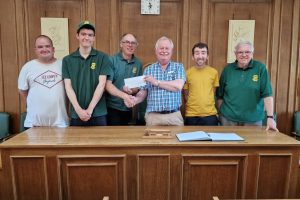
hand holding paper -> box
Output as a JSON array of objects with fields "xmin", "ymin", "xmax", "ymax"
[{"xmin": 124, "ymin": 75, "xmax": 146, "ymax": 89}]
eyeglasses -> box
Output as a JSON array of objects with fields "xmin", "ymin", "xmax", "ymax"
[
  {"xmin": 122, "ymin": 40, "xmax": 138, "ymax": 46},
  {"xmin": 236, "ymin": 51, "xmax": 252, "ymax": 55}
]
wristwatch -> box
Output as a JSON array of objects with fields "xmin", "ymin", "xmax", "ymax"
[
  {"xmin": 267, "ymin": 115, "xmax": 274, "ymax": 119},
  {"xmin": 156, "ymin": 80, "xmax": 161, "ymax": 87}
]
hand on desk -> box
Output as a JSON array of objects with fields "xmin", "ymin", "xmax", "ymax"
[{"xmin": 265, "ymin": 118, "xmax": 279, "ymax": 132}]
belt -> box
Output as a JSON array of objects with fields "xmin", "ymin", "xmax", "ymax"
[{"xmin": 153, "ymin": 109, "xmax": 179, "ymax": 114}]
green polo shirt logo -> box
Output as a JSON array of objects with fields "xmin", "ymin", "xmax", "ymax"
[
  {"xmin": 132, "ymin": 66, "xmax": 137, "ymax": 74},
  {"xmin": 252, "ymin": 75, "xmax": 258, "ymax": 82},
  {"xmin": 91, "ymin": 62, "xmax": 96, "ymax": 70}
]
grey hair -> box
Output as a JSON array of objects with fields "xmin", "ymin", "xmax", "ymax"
[
  {"xmin": 120, "ymin": 33, "xmax": 138, "ymax": 45},
  {"xmin": 155, "ymin": 36, "xmax": 174, "ymax": 50},
  {"xmin": 234, "ymin": 41, "xmax": 254, "ymax": 52}
]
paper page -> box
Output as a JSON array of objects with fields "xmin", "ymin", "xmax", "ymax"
[
  {"xmin": 208, "ymin": 133, "xmax": 244, "ymax": 141},
  {"xmin": 124, "ymin": 75, "xmax": 146, "ymax": 89},
  {"xmin": 176, "ymin": 131, "xmax": 211, "ymax": 141}
]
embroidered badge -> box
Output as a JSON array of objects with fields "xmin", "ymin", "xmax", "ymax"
[
  {"xmin": 132, "ymin": 66, "xmax": 137, "ymax": 74},
  {"xmin": 91, "ymin": 62, "xmax": 96, "ymax": 70},
  {"xmin": 252, "ymin": 75, "xmax": 258, "ymax": 82}
]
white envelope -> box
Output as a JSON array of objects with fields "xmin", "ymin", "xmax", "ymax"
[{"xmin": 124, "ymin": 75, "xmax": 146, "ymax": 89}]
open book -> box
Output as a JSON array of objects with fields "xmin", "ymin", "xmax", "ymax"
[{"xmin": 176, "ymin": 131, "xmax": 244, "ymax": 142}]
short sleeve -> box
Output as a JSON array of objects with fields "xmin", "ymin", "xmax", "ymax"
[
  {"xmin": 106, "ymin": 56, "xmax": 114, "ymax": 81},
  {"xmin": 99, "ymin": 54, "xmax": 113, "ymax": 76},
  {"xmin": 18, "ymin": 65, "xmax": 29, "ymax": 90},
  {"xmin": 140, "ymin": 65, "xmax": 151, "ymax": 90},
  {"xmin": 176, "ymin": 63, "xmax": 186, "ymax": 81},
  {"xmin": 213, "ymin": 70, "xmax": 219, "ymax": 87},
  {"xmin": 260, "ymin": 65, "xmax": 272, "ymax": 97},
  {"xmin": 62, "ymin": 57, "xmax": 70, "ymax": 79},
  {"xmin": 216, "ymin": 68, "xmax": 226, "ymax": 99},
  {"xmin": 183, "ymin": 68, "xmax": 190, "ymax": 90}
]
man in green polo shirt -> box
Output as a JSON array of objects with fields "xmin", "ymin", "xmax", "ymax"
[
  {"xmin": 106, "ymin": 33, "xmax": 143, "ymax": 125},
  {"xmin": 62, "ymin": 21, "xmax": 112, "ymax": 126},
  {"xmin": 217, "ymin": 41, "xmax": 278, "ymax": 131}
]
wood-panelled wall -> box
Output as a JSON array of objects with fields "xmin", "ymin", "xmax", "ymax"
[{"xmin": 0, "ymin": 0, "xmax": 299, "ymax": 134}]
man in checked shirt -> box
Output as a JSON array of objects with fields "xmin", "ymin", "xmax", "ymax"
[{"xmin": 133, "ymin": 36, "xmax": 186, "ymax": 126}]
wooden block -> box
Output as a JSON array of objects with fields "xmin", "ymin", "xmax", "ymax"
[{"xmin": 143, "ymin": 129, "xmax": 173, "ymax": 138}]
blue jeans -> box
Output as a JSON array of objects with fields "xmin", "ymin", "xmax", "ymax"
[
  {"xmin": 219, "ymin": 115, "xmax": 262, "ymax": 126},
  {"xmin": 70, "ymin": 115, "xmax": 107, "ymax": 126},
  {"xmin": 185, "ymin": 115, "xmax": 219, "ymax": 126}
]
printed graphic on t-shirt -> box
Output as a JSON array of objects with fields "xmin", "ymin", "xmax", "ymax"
[{"xmin": 34, "ymin": 70, "xmax": 62, "ymax": 88}]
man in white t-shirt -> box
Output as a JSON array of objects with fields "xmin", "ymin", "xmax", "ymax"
[{"xmin": 18, "ymin": 35, "xmax": 69, "ymax": 128}]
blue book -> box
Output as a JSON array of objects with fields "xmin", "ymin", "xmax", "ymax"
[{"xmin": 176, "ymin": 131, "xmax": 244, "ymax": 142}]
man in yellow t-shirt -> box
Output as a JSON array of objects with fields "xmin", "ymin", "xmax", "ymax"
[{"xmin": 183, "ymin": 42, "xmax": 219, "ymax": 125}]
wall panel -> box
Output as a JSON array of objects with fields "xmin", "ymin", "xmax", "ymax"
[
  {"xmin": 0, "ymin": 0, "xmax": 21, "ymax": 133},
  {"xmin": 275, "ymin": 0, "xmax": 294, "ymax": 133},
  {"xmin": 208, "ymin": 0, "xmax": 271, "ymax": 74},
  {"xmin": 120, "ymin": 0, "xmax": 182, "ymax": 65},
  {"xmin": 183, "ymin": 0, "xmax": 202, "ymax": 68},
  {"xmin": 0, "ymin": 24, "xmax": 4, "ymax": 111},
  {"xmin": 94, "ymin": 0, "xmax": 112, "ymax": 53}
]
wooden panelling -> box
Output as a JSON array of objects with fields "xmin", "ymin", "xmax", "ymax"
[
  {"xmin": 257, "ymin": 154, "xmax": 292, "ymax": 198},
  {"xmin": 208, "ymin": 0, "xmax": 271, "ymax": 74},
  {"xmin": 275, "ymin": 0, "xmax": 296, "ymax": 134},
  {"xmin": 10, "ymin": 156, "xmax": 48, "ymax": 200},
  {"xmin": 58, "ymin": 155, "xmax": 126, "ymax": 200},
  {"xmin": 0, "ymin": 0, "xmax": 299, "ymax": 133},
  {"xmin": 0, "ymin": 0, "xmax": 21, "ymax": 133},
  {"xmin": 120, "ymin": 0, "xmax": 182, "ymax": 65},
  {"xmin": 94, "ymin": 0, "xmax": 112, "ymax": 53},
  {"xmin": 137, "ymin": 154, "xmax": 170, "ymax": 200},
  {"xmin": 292, "ymin": 0, "xmax": 300, "ymax": 112},
  {"xmin": 0, "ymin": 24, "xmax": 3, "ymax": 111},
  {"xmin": 25, "ymin": 0, "xmax": 85, "ymax": 56},
  {"xmin": 297, "ymin": 166, "xmax": 300, "ymax": 197},
  {"xmin": 182, "ymin": 154, "xmax": 247, "ymax": 199}
]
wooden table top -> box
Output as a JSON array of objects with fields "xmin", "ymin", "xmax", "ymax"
[{"xmin": 1, "ymin": 126, "xmax": 299, "ymax": 148}]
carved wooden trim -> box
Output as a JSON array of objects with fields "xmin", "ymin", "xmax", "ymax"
[
  {"xmin": 256, "ymin": 153, "xmax": 293, "ymax": 198},
  {"xmin": 10, "ymin": 155, "xmax": 48, "ymax": 200},
  {"xmin": 137, "ymin": 154, "xmax": 171, "ymax": 200},
  {"xmin": 182, "ymin": 154, "xmax": 248, "ymax": 199},
  {"xmin": 57, "ymin": 154, "xmax": 126, "ymax": 200}
]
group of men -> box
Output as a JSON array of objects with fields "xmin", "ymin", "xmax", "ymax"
[{"xmin": 18, "ymin": 21, "xmax": 278, "ymax": 131}]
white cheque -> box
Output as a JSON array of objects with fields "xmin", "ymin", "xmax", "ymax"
[{"xmin": 124, "ymin": 75, "xmax": 146, "ymax": 89}]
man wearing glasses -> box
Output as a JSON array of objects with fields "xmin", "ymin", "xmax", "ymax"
[
  {"xmin": 106, "ymin": 33, "xmax": 142, "ymax": 125},
  {"xmin": 217, "ymin": 41, "xmax": 278, "ymax": 131},
  {"xmin": 62, "ymin": 21, "xmax": 112, "ymax": 126}
]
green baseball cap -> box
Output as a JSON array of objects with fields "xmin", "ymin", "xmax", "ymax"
[{"xmin": 77, "ymin": 21, "xmax": 95, "ymax": 33}]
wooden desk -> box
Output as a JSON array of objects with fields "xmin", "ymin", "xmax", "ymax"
[{"xmin": 0, "ymin": 126, "xmax": 299, "ymax": 200}]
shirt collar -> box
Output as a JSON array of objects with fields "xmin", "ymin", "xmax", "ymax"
[
  {"xmin": 234, "ymin": 59, "xmax": 254, "ymax": 70},
  {"xmin": 117, "ymin": 51, "xmax": 136, "ymax": 63},
  {"xmin": 72, "ymin": 48, "xmax": 97, "ymax": 57}
]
